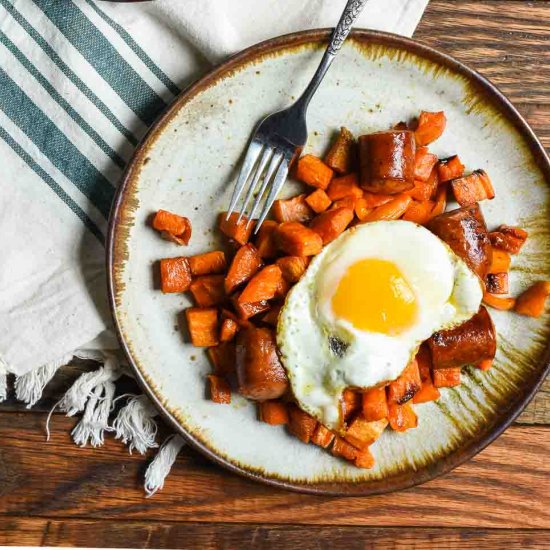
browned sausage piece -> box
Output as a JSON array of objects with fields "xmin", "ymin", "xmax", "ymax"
[
  {"xmin": 236, "ymin": 327, "xmax": 289, "ymax": 400},
  {"xmin": 358, "ymin": 130, "xmax": 416, "ymax": 194},
  {"xmin": 428, "ymin": 204, "xmax": 492, "ymax": 279},
  {"xmin": 428, "ymin": 306, "xmax": 496, "ymax": 370}
]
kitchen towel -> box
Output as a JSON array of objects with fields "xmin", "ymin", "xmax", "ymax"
[{"xmin": 0, "ymin": 0, "xmax": 429, "ymax": 492}]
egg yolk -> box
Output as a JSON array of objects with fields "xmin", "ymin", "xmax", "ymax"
[{"xmin": 331, "ymin": 258, "xmax": 417, "ymax": 335}]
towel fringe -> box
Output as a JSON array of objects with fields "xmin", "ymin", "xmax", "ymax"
[
  {"xmin": 14, "ymin": 353, "xmax": 73, "ymax": 408},
  {"xmin": 112, "ymin": 394, "xmax": 159, "ymax": 454},
  {"xmin": 144, "ymin": 434, "xmax": 185, "ymax": 497},
  {"xmin": 0, "ymin": 368, "xmax": 6, "ymax": 403}
]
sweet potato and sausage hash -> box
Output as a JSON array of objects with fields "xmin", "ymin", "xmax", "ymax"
[{"xmin": 151, "ymin": 111, "xmax": 549, "ymax": 469}]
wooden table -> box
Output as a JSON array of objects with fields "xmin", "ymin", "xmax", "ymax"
[{"xmin": 1, "ymin": 1, "xmax": 549, "ymax": 548}]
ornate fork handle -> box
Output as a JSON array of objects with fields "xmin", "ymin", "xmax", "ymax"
[
  {"xmin": 296, "ymin": 0, "xmax": 368, "ymax": 109},
  {"xmin": 328, "ymin": 0, "xmax": 369, "ymax": 55}
]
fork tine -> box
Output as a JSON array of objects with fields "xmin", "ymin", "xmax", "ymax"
[
  {"xmin": 226, "ymin": 139, "xmax": 263, "ymax": 219},
  {"xmin": 254, "ymin": 152, "xmax": 291, "ymax": 233},
  {"xmin": 247, "ymin": 150, "xmax": 284, "ymax": 226},
  {"xmin": 237, "ymin": 146, "xmax": 273, "ymax": 224}
]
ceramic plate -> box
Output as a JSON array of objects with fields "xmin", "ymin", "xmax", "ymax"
[{"xmin": 108, "ymin": 30, "xmax": 550, "ymax": 495}]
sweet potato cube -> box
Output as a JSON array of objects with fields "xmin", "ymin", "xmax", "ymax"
[
  {"xmin": 331, "ymin": 436, "xmax": 359, "ymax": 461},
  {"xmin": 185, "ymin": 307, "xmax": 219, "ymax": 347},
  {"xmin": 489, "ymin": 225, "xmax": 528, "ymax": 254},
  {"xmin": 485, "ymin": 272, "xmax": 509, "ymax": 294},
  {"xmin": 433, "ymin": 367, "xmax": 461, "ymax": 388},
  {"xmin": 272, "ymin": 194, "xmax": 314, "ymax": 224},
  {"xmin": 219, "ymin": 212, "xmax": 255, "ymax": 245},
  {"xmin": 438, "ymin": 155, "xmax": 465, "ymax": 182},
  {"xmin": 355, "ymin": 447, "xmax": 376, "ymax": 469},
  {"xmin": 238, "ymin": 265, "xmax": 283, "ymax": 304},
  {"xmin": 232, "ymin": 296, "xmax": 270, "ymax": 320},
  {"xmin": 259, "ymin": 400, "xmax": 289, "ymax": 425},
  {"xmin": 207, "ymin": 341, "xmax": 236, "ymax": 376},
  {"xmin": 225, "ymin": 243, "xmax": 263, "ymax": 294},
  {"xmin": 276, "ymin": 256, "xmax": 308, "ymax": 283},
  {"xmin": 515, "ymin": 281, "xmax": 550, "ymax": 318},
  {"xmin": 310, "ymin": 207, "xmax": 354, "ymax": 244},
  {"xmin": 324, "ymin": 126, "xmax": 356, "ymax": 174},
  {"xmin": 327, "ymin": 173, "xmax": 363, "ymax": 201},
  {"xmin": 159, "ymin": 257, "xmax": 192, "ymax": 293},
  {"xmin": 414, "ymin": 147, "xmax": 438, "ymax": 182},
  {"xmin": 189, "ymin": 274, "xmax": 225, "ymax": 307},
  {"xmin": 345, "ymin": 417, "xmax": 388, "ymax": 450},
  {"xmin": 295, "ymin": 154, "xmax": 334, "ymax": 190},
  {"xmin": 188, "ymin": 250, "xmax": 227, "ymax": 276},
  {"xmin": 220, "ymin": 317, "xmax": 239, "ymax": 342},
  {"xmin": 254, "ymin": 220, "xmax": 279, "ymax": 259},
  {"xmin": 276, "ymin": 222, "xmax": 323, "ymax": 256},
  {"xmin": 451, "ymin": 170, "xmax": 494, "ymax": 207},
  {"xmin": 415, "ymin": 111, "xmax": 446, "ymax": 146},
  {"xmin": 311, "ymin": 424, "xmax": 335, "ymax": 448},
  {"xmin": 208, "ymin": 375, "xmax": 231, "ymax": 404},
  {"xmin": 362, "ymin": 387, "xmax": 389, "ymax": 421},
  {"xmin": 261, "ymin": 303, "xmax": 282, "ymax": 327},
  {"xmin": 388, "ymin": 402, "xmax": 418, "ymax": 432},
  {"xmin": 287, "ymin": 404, "xmax": 318, "ymax": 443},
  {"xmin": 305, "ymin": 189, "xmax": 332, "ymax": 213},
  {"xmin": 152, "ymin": 209, "xmax": 192, "ymax": 245}
]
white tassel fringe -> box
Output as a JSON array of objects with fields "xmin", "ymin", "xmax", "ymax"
[
  {"xmin": 112, "ymin": 394, "xmax": 159, "ymax": 454},
  {"xmin": 0, "ymin": 359, "xmax": 7, "ymax": 402},
  {"xmin": 14, "ymin": 353, "xmax": 72, "ymax": 407},
  {"xmin": 144, "ymin": 434, "xmax": 185, "ymax": 497}
]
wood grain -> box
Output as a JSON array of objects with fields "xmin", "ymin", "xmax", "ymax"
[
  {"xmin": 1, "ymin": 518, "xmax": 549, "ymax": 549},
  {"xmin": 0, "ymin": 414, "xmax": 547, "ymax": 528}
]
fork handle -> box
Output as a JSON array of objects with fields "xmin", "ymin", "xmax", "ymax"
[{"xmin": 296, "ymin": 0, "xmax": 368, "ymax": 109}]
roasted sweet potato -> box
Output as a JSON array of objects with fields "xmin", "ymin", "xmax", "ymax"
[
  {"xmin": 489, "ymin": 225, "xmax": 528, "ymax": 254},
  {"xmin": 189, "ymin": 274, "xmax": 225, "ymax": 307},
  {"xmin": 332, "ymin": 436, "xmax": 359, "ymax": 461},
  {"xmin": 310, "ymin": 207, "xmax": 354, "ymax": 244},
  {"xmin": 406, "ymin": 169, "xmax": 438, "ymax": 202},
  {"xmin": 428, "ymin": 306, "xmax": 496, "ymax": 369},
  {"xmin": 220, "ymin": 316, "xmax": 239, "ymax": 342},
  {"xmin": 355, "ymin": 447, "xmax": 375, "ymax": 469},
  {"xmin": 354, "ymin": 197, "xmax": 373, "ymax": 222},
  {"xmin": 402, "ymin": 199, "xmax": 435, "ymax": 225},
  {"xmin": 514, "ymin": 281, "xmax": 550, "ymax": 318},
  {"xmin": 485, "ymin": 272, "xmax": 509, "ymax": 294},
  {"xmin": 476, "ymin": 359, "xmax": 493, "ymax": 371},
  {"xmin": 364, "ymin": 194, "xmax": 412, "ymax": 222},
  {"xmin": 488, "ymin": 248, "xmax": 511, "ymax": 274},
  {"xmin": 345, "ymin": 417, "xmax": 388, "ymax": 449},
  {"xmin": 259, "ymin": 400, "xmax": 289, "ymax": 425},
  {"xmin": 295, "ymin": 154, "xmax": 334, "ymax": 190},
  {"xmin": 483, "ymin": 292, "xmax": 516, "ymax": 311},
  {"xmin": 236, "ymin": 327, "xmax": 289, "ymax": 400},
  {"xmin": 428, "ymin": 205, "xmax": 492, "ymax": 278},
  {"xmin": 430, "ymin": 183, "xmax": 447, "ymax": 218},
  {"xmin": 287, "ymin": 404, "xmax": 318, "ymax": 443},
  {"xmin": 359, "ymin": 130, "xmax": 416, "ymax": 194},
  {"xmin": 225, "ymin": 243, "xmax": 263, "ymax": 294},
  {"xmin": 437, "ymin": 155, "xmax": 465, "ymax": 182},
  {"xmin": 276, "ymin": 256, "xmax": 308, "ymax": 283},
  {"xmin": 207, "ymin": 341, "xmax": 236, "ymax": 376},
  {"xmin": 414, "ymin": 111, "xmax": 446, "ymax": 146},
  {"xmin": 387, "ymin": 359, "xmax": 422, "ymax": 404},
  {"xmin": 188, "ymin": 250, "xmax": 227, "ymax": 276},
  {"xmin": 311, "ymin": 424, "xmax": 335, "ymax": 448},
  {"xmin": 388, "ymin": 401, "xmax": 418, "ymax": 432},
  {"xmin": 232, "ymin": 297, "xmax": 271, "ymax": 320},
  {"xmin": 362, "ymin": 193, "xmax": 394, "ymax": 208},
  {"xmin": 254, "ymin": 220, "xmax": 279, "ymax": 259},
  {"xmin": 330, "ymin": 196, "xmax": 357, "ymax": 211},
  {"xmin": 324, "ymin": 126, "xmax": 356, "ymax": 174},
  {"xmin": 362, "ymin": 387, "xmax": 389, "ymax": 421},
  {"xmin": 261, "ymin": 303, "xmax": 282, "ymax": 326},
  {"xmin": 152, "ymin": 209, "xmax": 192, "ymax": 245},
  {"xmin": 276, "ymin": 222, "xmax": 323, "ymax": 256},
  {"xmin": 208, "ymin": 375, "xmax": 231, "ymax": 404},
  {"xmin": 414, "ymin": 147, "xmax": 438, "ymax": 182},
  {"xmin": 185, "ymin": 307, "xmax": 219, "ymax": 347},
  {"xmin": 272, "ymin": 194, "xmax": 314, "ymax": 224},
  {"xmin": 219, "ymin": 212, "xmax": 254, "ymax": 245},
  {"xmin": 341, "ymin": 389, "xmax": 362, "ymax": 421},
  {"xmin": 327, "ymin": 173, "xmax": 363, "ymax": 201},
  {"xmin": 413, "ymin": 345, "xmax": 441, "ymax": 404},
  {"xmin": 305, "ymin": 189, "xmax": 332, "ymax": 213},
  {"xmin": 451, "ymin": 170, "xmax": 495, "ymax": 207},
  {"xmin": 432, "ymin": 368, "xmax": 461, "ymax": 388},
  {"xmin": 238, "ymin": 265, "xmax": 283, "ymax": 304},
  {"xmin": 159, "ymin": 257, "xmax": 192, "ymax": 293}
]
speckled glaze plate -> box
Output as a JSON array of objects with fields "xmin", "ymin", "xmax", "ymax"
[{"xmin": 108, "ymin": 30, "xmax": 550, "ymax": 495}]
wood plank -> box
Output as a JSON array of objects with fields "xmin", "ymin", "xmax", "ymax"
[
  {"xmin": 0, "ymin": 413, "xmax": 547, "ymax": 528},
  {"xmin": 415, "ymin": 1, "xmax": 550, "ymax": 105},
  {"xmin": 1, "ymin": 518, "xmax": 549, "ymax": 549}
]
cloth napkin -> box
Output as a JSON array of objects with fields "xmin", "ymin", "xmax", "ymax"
[{"xmin": 0, "ymin": 0, "xmax": 429, "ymax": 490}]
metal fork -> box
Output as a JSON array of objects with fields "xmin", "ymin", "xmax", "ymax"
[{"xmin": 226, "ymin": 0, "xmax": 368, "ymax": 233}]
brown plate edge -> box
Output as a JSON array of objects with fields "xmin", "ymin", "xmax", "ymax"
[{"xmin": 106, "ymin": 28, "xmax": 550, "ymax": 496}]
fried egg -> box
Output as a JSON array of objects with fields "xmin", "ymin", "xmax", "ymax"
[{"xmin": 277, "ymin": 220, "xmax": 483, "ymax": 430}]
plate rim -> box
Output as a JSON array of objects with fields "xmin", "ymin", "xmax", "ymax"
[{"xmin": 107, "ymin": 28, "xmax": 550, "ymax": 496}]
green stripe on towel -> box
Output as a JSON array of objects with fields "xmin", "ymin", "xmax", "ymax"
[
  {"xmin": 0, "ymin": 0, "xmax": 139, "ymax": 146},
  {"xmin": 36, "ymin": 0, "xmax": 167, "ymax": 125},
  {"xmin": 0, "ymin": 31, "xmax": 127, "ymax": 170},
  {"xmin": 85, "ymin": 0, "xmax": 180, "ymax": 96},
  {"xmin": 0, "ymin": 68, "xmax": 115, "ymax": 219},
  {"xmin": 0, "ymin": 127, "xmax": 105, "ymax": 244}
]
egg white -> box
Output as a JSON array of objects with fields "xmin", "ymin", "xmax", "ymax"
[{"xmin": 277, "ymin": 220, "xmax": 483, "ymax": 430}]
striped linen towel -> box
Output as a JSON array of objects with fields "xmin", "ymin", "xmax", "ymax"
[{"xmin": 0, "ymin": 0, "xmax": 429, "ymax": 493}]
